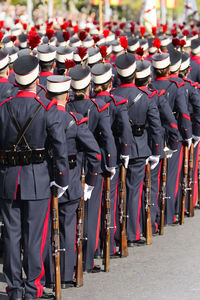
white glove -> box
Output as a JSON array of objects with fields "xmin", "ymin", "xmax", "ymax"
[
  {"xmin": 105, "ymin": 166, "xmax": 116, "ymax": 180},
  {"xmin": 163, "ymin": 146, "xmax": 177, "ymax": 159},
  {"xmin": 148, "ymin": 155, "xmax": 160, "ymax": 170},
  {"xmin": 120, "ymin": 155, "xmax": 129, "ymax": 168},
  {"xmin": 84, "ymin": 183, "xmax": 94, "ymax": 201},
  {"xmin": 186, "ymin": 137, "xmax": 192, "ymax": 150},
  {"xmin": 50, "ymin": 181, "xmax": 68, "ymax": 198},
  {"xmin": 192, "ymin": 135, "xmax": 200, "ymax": 148}
]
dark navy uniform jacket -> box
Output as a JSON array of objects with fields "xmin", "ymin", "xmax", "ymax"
[
  {"xmin": 112, "ymin": 83, "xmax": 162, "ymax": 159},
  {"xmin": 39, "ymin": 71, "xmax": 54, "ymax": 89},
  {"xmin": 94, "ymin": 91, "xmax": 132, "ymax": 160},
  {"xmin": 0, "ymin": 91, "xmax": 69, "ymax": 200},
  {"xmin": 182, "ymin": 77, "xmax": 200, "ymax": 136},
  {"xmin": 150, "ymin": 75, "xmax": 192, "ymax": 140},
  {"xmin": 0, "ymin": 77, "xmax": 17, "ymax": 100},
  {"xmin": 66, "ymin": 97, "xmax": 117, "ymax": 169},
  {"xmin": 57, "ymin": 104, "xmax": 102, "ymax": 202},
  {"xmin": 8, "ymin": 69, "xmax": 15, "ymax": 85},
  {"xmin": 189, "ymin": 56, "xmax": 200, "ymax": 83}
]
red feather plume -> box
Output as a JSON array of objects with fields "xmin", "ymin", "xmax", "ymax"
[
  {"xmin": 173, "ymin": 23, "xmax": 177, "ymax": 28},
  {"xmin": 183, "ymin": 29, "xmax": 189, "ymax": 36},
  {"xmin": 179, "ymin": 39, "xmax": 186, "ymax": 48},
  {"xmin": 115, "ymin": 30, "xmax": 121, "ymax": 37},
  {"xmin": 136, "ymin": 46, "xmax": 144, "ymax": 57},
  {"xmin": 10, "ymin": 36, "xmax": 16, "ymax": 43},
  {"xmin": 179, "ymin": 24, "xmax": 184, "ymax": 31},
  {"xmin": 162, "ymin": 24, "xmax": 168, "ymax": 34},
  {"xmin": 130, "ymin": 23, "xmax": 135, "ymax": 34},
  {"xmin": 152, "ymin": 38, "xmax": 161, "ymax": 49},
  {"xmin": 0, "ymin": 32, "xmax": 3, "ymax": 42},
  {"xmin": 76, "ymin": 47, "xmax": 87, "ymax": 60},
  {"xmin": 103, "ymin": 29, "xmax": 110, "ymax": 38},
  {"xmin": 93, "ymin": 35, "xmax": 100, "ymax": 44},
  {"xmin": 63, "ymin": 31, "xmax": 71, "ymax": 42},
  {"xmin": 60, "ymin": 21, "xmax": 68, "ymax": 31},
  {"xmin": 113, "ymin": 21, "xmax": 117, "ymax": 26},
  {"xmin": 93, "ymin": 21, "xmax": 98, "ymax": 25},
  {"xmin": 46, "ymin": 28, "xmax": 55, "ymax": 41},
  {"xmin": 22, "ymin": 23, "xmax": 27, "ymax": 31},
  {"xmin": 190, "ymin": 24, "xmax": 195, "ymax": 29},
  {"xmin": 172, "ymin": 38, "xmax": 180, "ymax": 48},
  {"xmin": 152, "ymin": 26, "xmax": 157, "ymax": 36},
  {"xmin": 28, "ymin": 31, "xmax": 41, "ymax": 50},
  {"xmin": 191, "ymin": 30, "xmax": 198, "ymax": 36},
  {"xmin": 73, "ymin": 25, "xmax": 79, "ymax": 34},
  {"xmin": 100, "ymin": 45, "xmax": 107, "ymax": 59},
  {"xmin": 15, "ymin": 19, "xmax": 19, "ymax": 25},
  {"xmin": 65, "ymin": 59, "xmax": 76, "ymax": 70},
  {"xmin": 78, "ymin": 30, "xmax": 87, "ymax": 41},
  {"xmin": 108, "ymin": 25, "xmax": 112, "ymax": 31},
  {"xmin": 86, "ymin": 27, "xmax": 90, "ymax": 33},
  {"xmin": 120, "ymin": 36, "xmax": 128, "ymax": 50},
  {"xmin": 120, "ymin": 23, "xmax": 125, "ymax": 30},
  {"xmin": 140, "ymin": 26, "xmax": 145, "ymax": 37},
  {"xmin": 35, "ymin": 25, "xmax": 40, "ymax": 30},
  {"xmin": 68, "ymin": 20, "xmax": 72, "ymax": 27},
  {"xmin": 171, "ymin": 28, "xmax": 177, "ymax": 37},
  {"xmin": 0, "ymin": 21, "xmax": 4, "ymax": 28}
]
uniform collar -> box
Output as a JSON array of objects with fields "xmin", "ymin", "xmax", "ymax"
[
  {"xmin": 40, "ymin": 71, "xmax": 53, "ymax": 76},
  {"xmin": 57, "ymin": 103, "xmax": 66, "ymax": 111},
  {"xmin": 95, "ymin": 91, "xmax": 110, "ymax": 97},
  {"xmin": 155, "ymin": 77, "xmax": 169, "ymax": 81},
  {"xmin": 0, "ymin": 77, "xmax": 9, "ymax": 83},
  {"xmin": 9, "ymin": 69, "xmax": 14, "ymax": 73},
  {"xmin": 169, "ymin": 74, "xmax": 178, "ymax": 78},
  {"xmin": 16, "ymin": 91, "xmax": 36, "ymax": 98},
  {"xmin": 119, "ymin": 82, "xmax": 136, "ymax": 87}
]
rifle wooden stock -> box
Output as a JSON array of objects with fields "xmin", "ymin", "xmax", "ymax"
[
  {"xmin": 159, "ymin": 157, "xmax": 167, "ymax": 235},
  {"xmin": 51, "ymin": 185, "xmax": 61, "ymax": 300},
  {"xmin": 119, "ymin": 165, "xmax": 128, "ymax": 258},
  {"xmin": 76, "ymin": 165, "xmax": 85, "ymax": 287},
  {"xmin": 103, "ymin": 175, "xmax": 111, "ymax": 272},
  {"xmin": 180, "ymin": 145, "xmax": 188, "ymax": 225},
  {"xmin": 188, "ymin": 142, "xmax": 194, "ymax": 217},
  {"xmin": 145, "ymin": 162, "xmax": 152, "ymax": 245}
]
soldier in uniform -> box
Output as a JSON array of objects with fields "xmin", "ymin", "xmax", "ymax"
[
  {"xmin": 45, "ymin": 75, "xmax": 102, "ymax": 287},
  {"xmin": 0, "ymin": 55, "xmax": 69, "ymax": 300}
]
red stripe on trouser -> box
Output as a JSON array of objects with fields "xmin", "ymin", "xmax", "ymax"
[
  {"xmin": 95, "ymin": 178, "xmax": 104, "ymax": 252},
  {"xmin": 113, "ymin": 178, "xmax": 119, "ymax": 254},
  {"xmin": 174, "ymin": 145, "xmax": 184, "ymax": 200},
  {"xmin": 136, "ymin": 180, "xmax": 144, "ymax": 241},
  {"xmin": 157, "ymin": 162, "xmax": 162, "ymax": 207},
  {"xmin": 34, "ymin": 198, "xmax": 51, "ymax": 298},
  {"xmin": 15, "ymin": 166, "xmax": 22, "ymax": 200},
  {"xmin": 193, "ymin": 143, "xmax": 200, "ymax": 206}
]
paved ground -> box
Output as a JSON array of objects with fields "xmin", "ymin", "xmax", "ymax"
[{"xmin": 1, "ymin": 210, "xmax": 200, "ymax": 300}]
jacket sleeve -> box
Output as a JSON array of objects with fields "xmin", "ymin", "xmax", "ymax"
[
  {"xmin": 46, "ymin": 106, "xmax": 69, "ymax": 187},
  {"xmin": 188, "ymin": 87, "xmax": 200, "ymax": 136}
]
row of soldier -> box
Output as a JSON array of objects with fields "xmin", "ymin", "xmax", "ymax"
[{"xmin": 0, "ymin": 20, "xmax": 200, "ymax": 300}]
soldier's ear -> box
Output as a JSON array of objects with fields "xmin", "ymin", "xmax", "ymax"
[
  {"xmin": 36, "ymin": 78, "xmax": 39, "ymax": 85},
  {"xmin": 135, "ymin": 74, "xmax": 138, "ymax": 79}
]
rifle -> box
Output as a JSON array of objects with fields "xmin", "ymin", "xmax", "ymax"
[
  {"xmin": 159, "ymin": 156, "xmax": 168, "ymax": 235},
  {"xmin": 198, "ymin": 151, "xmax": 200, "ymax": 207},
  {"xmin": 179, "ymin": 145, "xmax": 188, "ymax": 225},
  {"xmin": 103, "ymin": 175, "xmax": 111, "ymax": 272},
  {"xmin": 145, "ymin": 162, "xmax": 152, "ymax": 245},
  {"xmin": 51, "ymin": 185, "xmax": 63, "ymax": 300},
  {"xmin": 188, "ymin": 142, "xmax": 194, "ymax": 217},
  {"xmin": 119, "ymin": 164, "xmax": 128, "ymax": 257},
  {"xmin": 76, "ymin": 160, "xmax": 85, "ymax": 287}
]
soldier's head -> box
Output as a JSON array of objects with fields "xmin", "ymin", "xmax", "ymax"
[
  {"xmin": 3, "ymin": 46, "xmax": 18, "ymax": 71},
  {"xmin": 135, "ymin": 60, "xmax": 151, "ymax": 87},
  {"xmin": 0, "ymin": 51, "xmax": 10, "ymax": 78},
  {"xmin": 46, "ymin": 75, "xmax": 71, "ymax": 103},
  {"xmin": 91, "ymin": 62, "xmax": 113, "ymax": 93},
  {"xmin": 69, "ymin": 64, "xmax": 91, "ymax": 100},
  {"xmin": 37, "ymin": 44, "xmax": 56, "ymax": 72},
  {"xmin": 191, "ymin": 39, "xmax": 200, "ymax": 57},
  {"xmin": 13, "ymin": 55, "xmax": 39, "ymax": 90},
  {"xmin": 179, "ymin": 52, "xmax": 191, "ymax": 78},
  {"xmin": 169, "ymin": 49, "xmax": 182, "ymax": 75},
  {"xmin": 115, "ymin": 52, "xmax": 136, "ymax": 84},
  {"xmin": 152, "ymin": 52, "xmax": 170, "ymax": 78}
]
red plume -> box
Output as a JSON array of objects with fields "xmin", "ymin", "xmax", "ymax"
[
  {"xmin": 130, "ymin": 23, "xmax": 135, "ymax": 34},
  {"xmin": 0, "ymin": 20, "xmax": 4, "ymax": 28},
  {"xmin": 190, "ymin": 24, "xmax": 195, "ymax": 29},
  {"xmin": 76, "ymin": 47, "xmax": 87, "ymax": 60},
  {"xmin": 15, "ymin": 19, "xmax": 19, "ymax": 25},
  {"xmin": 65, "ymin": 59, "xmax": 76, "ymax": 70},
  {"xmin": 0, "ymin": 32, "xmax": 3, "ymax": 42},
  {"xmin": 93, "ymin": 35, "xmax": 100, "ymax": 44},
  {"xmin": 172, "ymin": 38, "xmax": 180, "ymax": 48},
  {"xmin": 179, "ymin": 24, "xmax": 184, "ymax": 31},
  {"xmin": 100, "ymin": 45, "xmax": 107, "ymax": 59},
  {"xmin": 35, "ymin": 25, "xmax": 40, "ymax": 30},
  {"xmin": 108, "ymin": 25, "xmax": 112, "ymax": 31},
  {"xmin": 28, "ymin": 31, "xmax": 41, "ymax": 50},
  {"xmin": 22, "ymin": 23, "xmax": 27, "ymax": 31},
  {"xmin": 140, "ymin": 26, "xmax": 145, "ymax": 37},
  {"xmin": 191, "ymin": 30, "xmax": 198, "ymax": 36},
  {"xmin": 6, "ymin": 27, "xmax": 10, "ymax": 32},
  {"xmin": 63, "ymin": 31, "xmax": 71, "ymax": 42},
  {"xmin": 115, "ymin": 30, "xmax": 121, "ymax": 37},
  {"xmin": 171, "ymin": 28, "xmax": 177, "ymax": 37},
  {"xmin": 85, "ymin": 27, "xmax": 90, "ymax": 33},
  {"xmin": 179, "ymin": 39, "xmax": 186, "ymax": 48},
  {"xmin": 93, "ymin": 20, "xmax": 98, "ymax": 25},
  {"xmin": 46, "ymin": 28, "xmax": 55, "ymax": 41},
  {"xmin": 113, "ymin": 21, "xmax": 117, "ymax": 26},
  {"xmin": 183, "ymin": 29, "xmax": 189, "ymax": 36},
  {"xmin": 173, "ymin": 23, "xmax": 177, "ymax": 28},
  {"xmin": 152, "ymin": 38, "xmax": 161, "ymax": 49},
  {"xmin": 120, "ymin": 36, "xmax": 128, "ymax": 50},
  {"xmin": 10, "ymin": 36, "xmax": 16, "ymax": 43},
  {"xmin": 78, "ymin": 30, "xmax": 87, "ymax": 41},
  {"xmin": 60, "ymin": 21, "xmax": 68, "ymax": 31},
  {"xmin": 73, "ymin": 25, "xmax": 79, "ymax": 34},
  {"xmin": 136, "ymin": 46, "xmax": 144, "ymax": 57},
  {"xmin": 119, "ymin": 23, "xmax": 125, "ymax": 30},
  {"xmin": 162, "ymin": 24, "xmax": 168, "ymax": 34},
  {"xmin": 152, "ymin": 26, "xmax": 157, "ymax": 36},
  {"xmin": 103, "ymin": 29, "xmax": 110, "ymax": 38}
]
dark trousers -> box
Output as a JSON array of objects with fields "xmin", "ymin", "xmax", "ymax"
[{"xmin": 0, "ymin": 196, "xmax": 50, "ymax": 299}]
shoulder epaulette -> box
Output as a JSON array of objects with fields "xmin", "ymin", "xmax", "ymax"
[
  {"xmin": 91, "ymin": 98, "xmax": 110, "ymax": 112},
  {"xmin": 69, "ymin": 111, "xmax": 89, "ymax": 125},
  {"xmin": 138, "ymin": 87, "xmax": 157, "ymax": 98},
  {"xmin": 110, "ymin": 94, "xmax": 128, "ymax": 106},
  {"xmin": 169, "ymin": 79, "xmax": 185, "ymax": 88},
  {"xmin": 0, "ymin": 96, "xmax": 13, "ymax": 106}
]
